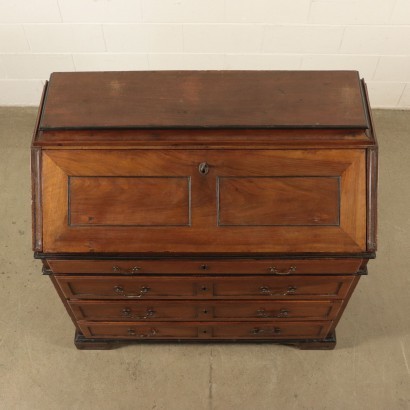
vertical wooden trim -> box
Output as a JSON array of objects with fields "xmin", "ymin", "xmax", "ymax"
[
  {"xmin": 361, "ymin": 79, "xmax": 378, "ymax": 252},
  {"xmin": 328, "ymin": 275, "xmax": 361, "ymax": 334},
  {"xmin": 367, "ymin": 148, "xmax": 378, "ymax": 252},
  {"xmin": 361, "ymin": 79, "xmax": 378, "ymax": 146},
  {"xmin": 31, "ymin": 147, "xmax": 42, "ymax": 251},
  {"xmin": 31, "ymin": 81, "xmax": 48, "ymax": 251},
  {"xmin": 31, "ymin": 81, "xmax": 48, "ymax": 145},
  {"xmin": 49, "ymin": 273, "xmax": 80, "ymax": 331}
]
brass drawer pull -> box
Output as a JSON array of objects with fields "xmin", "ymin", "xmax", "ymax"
[
  {"xmin": 113, "ymin": 285, "xmax": 150, "ymax": 298},
  {"xmin": 277, "ymin": 309, "xmax": 289, "ymax": 318},
  {"xmin": 256, "ymin": 308, "xmax": 290, "ymax": 318},
  {"xmin": 121, "ymin": 307, "xmax": 156, "ymax": 319},
  {"xmin": 114, "ymin": 285, "xmax": 124, "ymax": 294},
  {"xmin": 198, "ymin": 162, "xmax": 209, "ymax": 175},
  {"xmin": 122, "ymin": 307, "xmax": 132, "ymax": 316},
  {"xmin": 112, "ymin": 265, "xmax": 141, "ymax": 274},
  {"xmin": 259, "ymin": 285, "xmax": 297, "ymax": 296},
  {"xmin": 268, "ymin": 265, "xmax": 296, "ymax": 275},
  {"xmin": 251, "ymin": 327, "xmax": 281, "ymax": 335},
  {"xmin": 127, "ymin": 328, "xmax": 157, "ymax": 338}
]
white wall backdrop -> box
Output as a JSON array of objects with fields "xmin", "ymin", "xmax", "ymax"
[{"xmin": 0, "ymin": 0, "xmax": 409, "ymax": 107}]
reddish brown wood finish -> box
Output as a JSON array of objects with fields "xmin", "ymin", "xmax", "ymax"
[
  {"xmin": 218, "ymin": 176, "xmax": 340, "ymax": 226},
  {"xmin": 55, "ymin": 275, "xmax": 354, "ymax": 300},
  {"xmin": 31, "ymin": 148, "xmax": 42, "ymax": 251},
  {"xmin": 47, "ymin": 258, "xmax": 363, "ymax": 275},
  {"xmin": 69, "ymin": 299, "xmax": 342, "ymax": 321},
  {"xmin": 69, "ymin": 176, "xmax": 190, "ymax": 226},
  {"xmin": 41, "ymin": 149, "xmax": 366, "ymax": 254},
  {"xmin": 31, "ymin": 82, "xmax": 48, "ymax": 251},
  {"xmin": 40, "ymin": 71, "xmax": 368, "ymax": 130},
  {"xmin": 32, "ymin": 71, "xmax": 377, "ymax": 350},
  {"xmin": 49, "ymin": 274, "xmax": 79, "ymax": 331},
  {"xmin": 33, "ymin": 128, "xmax": 374, "ymax": 149},
  {"xmin": 78, "ymin": 320, "xmax": 332, "ymax": 340}
]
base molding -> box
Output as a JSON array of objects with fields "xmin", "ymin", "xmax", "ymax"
[{"xmin": 74, "ymin": 330, "xmax": 336, "ymax": 350}]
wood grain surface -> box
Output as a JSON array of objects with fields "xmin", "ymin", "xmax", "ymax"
[{"xmin": 40, "ymin": 71, "xmax": 368, "ymax": 130}]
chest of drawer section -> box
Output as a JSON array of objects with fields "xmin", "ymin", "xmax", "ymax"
[{"xmin": 52, "ymin": 258, "xmax": 358, "ymax": 341}]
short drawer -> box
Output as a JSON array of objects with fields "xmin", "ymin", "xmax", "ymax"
[
  {"xmin": 69, "ymin": 300, "xmax": 342, "ymax": 321},
  {"xmin": 48, "ymin": 258, "xmax": 362, "ymax": 275},
  {"xmin": 56, "ymin": 275, "xmax": 354, "ymax": 300},
  {"xmin": 78, "ymin": 321, "xmax": 332, "ymax": 340}
]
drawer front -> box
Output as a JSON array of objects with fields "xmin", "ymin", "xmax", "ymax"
[
  {"xmin": 56, "ymin": 275, "xmax": 354, "ymax": 300},
  {"xmin": 212, "ymin": 277, "xmax": 353, "ymax": 298},
  {"xmin": 78, "ymin": 321, "xmax": 332, "ymax": 340},
  {"xmin": 42, "ymin": 149, "xmax": 366, "ymax": 254},
  {"xmin": 48, "ymin": 258, "xmax": 362, "ymax": 275},
  {"xmin": 69, "ymin": 300, "xmax": 342, "ymax": 321}
]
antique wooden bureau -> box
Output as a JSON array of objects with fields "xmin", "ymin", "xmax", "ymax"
[{"xmin": 31, "ymin": 71, "xmax": 377, "ymax": 349}]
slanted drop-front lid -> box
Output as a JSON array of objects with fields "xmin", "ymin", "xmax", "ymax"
[{"xmin": 39, "ymin": 70, "xmax": 369, "ymax": 131}]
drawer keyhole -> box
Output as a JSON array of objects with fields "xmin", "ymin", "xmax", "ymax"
[{"xmin": 198, "ymin": 162, "xmax": 209, "ymax": 175}]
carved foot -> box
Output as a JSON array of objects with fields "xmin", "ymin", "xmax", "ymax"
[
  {"xmin": 288, "ymin": 331, "xmax": 337, "ymax": 350},
  {"xmin": 74, "ymin": 331, "xmax": 123, "ymax": 350}
]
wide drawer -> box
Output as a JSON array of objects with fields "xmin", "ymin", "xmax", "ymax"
[
  {"xmin": 48, "ymin": 258, "xmax": 362, "ymax": 275},
  {"xmin": 69, "ymin": 300, "xmax": 342, "ymax": 321},
  {"xmin": 78, "ymin": 321, "xmax": 332, "ymax": 340},
  {"xmin": 56, "ymin": 275, "xmax": 354, "ymax": 300}
]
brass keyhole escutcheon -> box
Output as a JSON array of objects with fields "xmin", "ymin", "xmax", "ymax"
[{"xmin": 198, "ymin": 162, "xmax": 209, "ymax": 175}]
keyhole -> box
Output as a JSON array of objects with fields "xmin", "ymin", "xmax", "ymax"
[{"xmin": 198, "ymin": 162, "xmax": 209, "ymax": 175}]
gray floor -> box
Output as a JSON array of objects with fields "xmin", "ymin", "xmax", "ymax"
[{"xmin": 0, "ymin": 108, "xmax": 409, "ymax": 410}]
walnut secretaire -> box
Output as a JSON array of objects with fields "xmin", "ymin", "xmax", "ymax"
[{"xmin": 31, "ymin": 71, "xmax": 377, "ymax": 349}]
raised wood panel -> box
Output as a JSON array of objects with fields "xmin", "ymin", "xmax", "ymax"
[
  {"xmin": 218, "ymin": 176, "xmax": 340, "ymax": 226},
  {"xmin": 42, "ymin": 149, "xmax": 366, "ymax": 253},
  {"xmin": 69, "ymin": 176, "xmax": 190, "ymax": 226}
]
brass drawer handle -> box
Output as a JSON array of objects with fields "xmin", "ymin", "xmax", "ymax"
[
  {"xmin": 268, "ymin": 266, "xmax": 296, "ymax": 275},
  {"xmin": 277, "ymin": 309, "xmax": 289, "ymax": 318},
  {"xmin": 122, "ymin": 307, "xmax": 132, "ymax": 316},
  {"xmin": 198, "ymin": 162, "xmax": 209, "ymax": 175},
  {"xmin": 112, "ymin": 265, "xmax": 141, "ymax": 274},
  {"xmin": 127, "ymin": 328, "xmax": 157, "ymax": 338},
  {"xmin": 113, "ymin": 285, "xmax": 150, "ymax": 298},
  {"xmin": 256, "ymin": 308, "xmax": 290, "ymax": 318},
  {"xmin": 114, "ymin": 285, "xmax": 124, "ymax": 294},
  {"xmin": 121, "ymin": 307, "xmax": 156, "ymax": 319},
  {"xmin": 259, "ymin": 285, "xmax": 297, "ymax": 296},
  {"xmin": 251, "ymin": 327, "xmax": 281, "ymax": 335}
]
